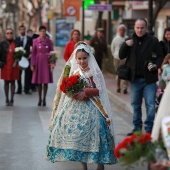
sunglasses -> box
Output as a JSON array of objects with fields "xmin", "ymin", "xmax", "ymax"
[{"xmin": 6, "ymin": 32, "xmax": 13, "ymax": 35}]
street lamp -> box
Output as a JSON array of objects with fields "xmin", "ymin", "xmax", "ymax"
[{"xmin": 82, "ymin": 0, "xmax": 85, "ymax": 40}]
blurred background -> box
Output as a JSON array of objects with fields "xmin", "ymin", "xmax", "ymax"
[{"xmin": 0, "ymin": 0, "xmax": 170, "ymax": 45}]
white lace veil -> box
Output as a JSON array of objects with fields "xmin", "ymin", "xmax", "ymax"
[{"xmin": 49, "ymin": 42, "xmax": 116, "ymax": 138}]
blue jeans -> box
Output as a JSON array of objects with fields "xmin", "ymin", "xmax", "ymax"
[{"xmin": 130, "ymin": 78, "xmax": 156, "ymax": 132}]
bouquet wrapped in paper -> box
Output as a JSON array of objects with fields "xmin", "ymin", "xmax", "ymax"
[
  {"xmin": 13, "ymin": 47, "xmax": 26, "ymax": 67},
  {"xmin": 48, "ymin": 51, "xmax": 58, "ymax": 72},
  {"xmin": 60, "ymin": 75, "xmax": 86, "ymax": 97}
]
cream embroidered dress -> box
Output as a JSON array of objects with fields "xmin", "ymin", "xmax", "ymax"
[{"xmin": 46, "ymin": 44, "xmax": 117, "ymax": 164}]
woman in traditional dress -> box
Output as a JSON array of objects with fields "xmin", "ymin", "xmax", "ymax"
[
  {"xmin": 46, "ymin": 43, "xmax": 117, "ymax": 170},
  {"xmin": 31, "ymin": 26, "xmax": 54, "ymax": 106},
  {"xmin": 0, "ymin": 28, "xmax": 19, "ymax": 106}
]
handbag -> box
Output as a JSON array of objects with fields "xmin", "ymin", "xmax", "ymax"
[
  {"xmin": 0, "ymin": 61, "xmax": 4, "ymax": 68},
  {"xmin": 116, "ymin": 59, "xmax": 130, "ymax": 80}
]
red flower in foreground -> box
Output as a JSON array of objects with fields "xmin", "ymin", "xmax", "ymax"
[
  {"xmin": 138, "ymin": 133, "xmax": 152, "ymax": 145},
  {"xmin": 114, "ymin": 135, "xmax": 137, "ymax": 158}
]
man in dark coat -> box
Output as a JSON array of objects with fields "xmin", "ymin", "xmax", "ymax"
[
  {"xmin": 90, "ymin": 28, "xmax": 108, "ymax": 69},
  {"xmin": 15, "ymin": 25, "xmax": 32, "ymax": 94},
  {"xmin": 119, "ymin": 18, "xmax": 163, "ymax": 136}
]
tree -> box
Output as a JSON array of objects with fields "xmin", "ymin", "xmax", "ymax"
[{"xmin": 153, "ymin": 0, "xmax": 170, "ymax": 26}]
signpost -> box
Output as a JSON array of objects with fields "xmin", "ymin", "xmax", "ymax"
[{"xmin": 87, "ymin": 4, "xmax": 112, "ymax": 11}]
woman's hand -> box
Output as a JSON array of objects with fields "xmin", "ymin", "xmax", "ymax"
[
  {"xmin": 73, "ymin": 91, "xmax": 87, "ymax": 101},
  {"xmin": 31, "ymin": 66, "xmax": 35, "ymax": 72},
  {"xmin": 149, "ymin": 160, "xmax": 165, "ymax": 170}
]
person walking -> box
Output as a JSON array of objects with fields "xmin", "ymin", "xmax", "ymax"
[
  {"xmin": 160, "ymin": 27, "xmax": 170, "ymax": 57},
  {"xmin": 111, "ymin": 24, "xmax": 128, "ymax": 94},
  {"xmin": 162, "ymin": 54, "xmax": 170, "ymax": 86},
  {"xmin": 90, "ymin": 28, "xmax": 108, "ymax": 70},
  {"xmin": 31, "ymin": 26, "xmax": 54, "ymax": 106},
  {"xmin": 46, "ymin": 43, "xmax": 117, "ymax": 170},
  {"xmin": 119, "ymin": 18, "xmax": 163, "ymax": 136},
  {"xmin": 0, "ymin": 28, "xmax": 19, "ymax": 106},
  {"xmin": 63, "ymin": 29, "xmax": 81, "ymax": 62},
  {"xmin": 15, "ymin": 25, "xmax": 32, "ymax": 94}
]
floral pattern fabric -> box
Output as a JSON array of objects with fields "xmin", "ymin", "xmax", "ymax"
[{"xmin": 46, "ymin": 97, "xmax": 117, "ymax": 164}]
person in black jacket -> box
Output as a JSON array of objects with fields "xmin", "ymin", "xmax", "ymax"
[
  {"xmin": 160, "ymin": 27, "xmax": 170, "ymax": 57},
  {"xmin": 15, "ymin": 25, "xmax": 32, "ymax": 94},
  {"xmin": 90, "ymin": 28, "xmax": 108, "ymax": 69},
  {"xmin": 119, "ymin": 18, "xmax": 163, "ymax": 136}
]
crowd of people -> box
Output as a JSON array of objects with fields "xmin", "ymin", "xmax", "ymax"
[
  {"xmin": 0, "ymin": 25, "xmax": 54, "ymax": 106},
  {"xmin": 1, "ymin": 17, "xmax": 170, "ymax": 170}
]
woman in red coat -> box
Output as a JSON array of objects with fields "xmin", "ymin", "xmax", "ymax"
[
  {"xmin": 0, "ymin": 28, "xmax": 19, "ymax": 106},
  {"xmin": 63, "ymin": 29, "xmax": 81, "ymax": 62}
]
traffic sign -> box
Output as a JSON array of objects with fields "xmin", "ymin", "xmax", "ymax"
[{"xmin": 88, "ymin": 4, "xmax": 112, "ymax": 11}]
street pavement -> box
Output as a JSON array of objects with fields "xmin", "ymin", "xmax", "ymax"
[{"xmin": 0, "ymin": 47, "xmax": 146, "ymax": 170}]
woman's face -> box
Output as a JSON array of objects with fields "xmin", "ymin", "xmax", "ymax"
[
  {"xmin": 76, "ymin": 51, "xmax": 88, "ymax": 69},
  {"xmin": 165, "ymin": 31, "xmax": 170, "ymax": 41},
  {"xmin": 6, "ymin": 30, "xmax": 14, "ymax": 40},
  {"xmin": 39, "ymin": 29, "xmax": 46, "ymax": 39},
  {"xmin": 72, "ymin": 31, "xmax": 80, "ymax": 42}
]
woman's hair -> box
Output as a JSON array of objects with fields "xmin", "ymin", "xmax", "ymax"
[
  {"xmin": 163, "ymin": 27, "xmax": 170, "ymax": 41},
  {"xmin": 74, "ymin": 41, "xmax": 87, "ymax": 49},
  {"xmin": 162, "ymin": 53, "xmax": 170, "ymax": 66},
  {"xmin": 76, "ymin": 48, "xmax": 89, "ymax": 56},
  {"xmin": 39, "ymin": 25, "xmax": 46, "ymax": 31},
  {"xmin": 70, "ymin": 29, "xmax": 81, "ymax": 40},
  {"xmin": 6, "ymin": 28, "xmax": 13, "ymax": 32}
]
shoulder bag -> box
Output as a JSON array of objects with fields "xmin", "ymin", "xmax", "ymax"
[{"xmin": 116, "ymin": 58, "xmax": 130, "ymax": 80}]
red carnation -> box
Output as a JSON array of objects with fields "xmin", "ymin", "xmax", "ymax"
[
  {"xmin": 71, "ymin": 75, "xmax": 79, "ymax": 84},
  {"xmin": 60, "ymin": 84, "xmax": 66, "ymax": 93},
  {"xmin": 138, "ymin": 133, "xmax": 152, "ymax": 145},
  {"xmin": 66, "ymin": 81, "xmax": 73, "ymax": 88}
]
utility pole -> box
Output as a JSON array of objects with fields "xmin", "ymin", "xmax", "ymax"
[
  {"xmin": 82, "ymin": 0, "xmax": 85, "ymax": 40},
  {"xmin": 107, "ymin": 0, "xmax": 112, "ymax": 44},
  {"xmin": 148, "ymin": 0, "xmax": 153, "ymax": 34}
]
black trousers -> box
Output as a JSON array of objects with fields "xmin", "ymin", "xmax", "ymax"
[{"xmin": 17, "ymin": 65, "xmax": 32, "ymax": 92}]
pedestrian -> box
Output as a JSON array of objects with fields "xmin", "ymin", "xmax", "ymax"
[
  {"xmin": 90, "ymin": 28, "xmax": 108, "ymax": 70},
  {"xmin": 31, "ymin": 26, "xmax": 54, "ymax": 106},
  {"xmin": 160, "ymin": 27, "xmax": 170, "ymax": 57},
  {"xmin": 162, "ymin": 54, "xmax": 170, "ymax": 86},
  {"xmin": 63, "ymin": 29, "xmax": 81, "ymax": 62},
  {"xmin": 0, "ymin": 28, "xmax": 19, "ymax": 106},
  {"xmin": 15, "ymin": 25, "xmax": 32, "ymax": 94},
  {"xmin": 119, "ymin": 18, "xmax": 163, "ymax": 136},
  {"xmin": 27, "ymin": 29, "xmax": 39, "ymax": 92},
  {"xmin": 46, "ymin": 43, "xmax": 117, "ymax": 170},
  {"xmin": 111, "ymin": 24, "xmax": 128, "ymax": 94}
]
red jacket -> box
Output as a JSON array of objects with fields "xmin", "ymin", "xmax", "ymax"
[{"xmin": 64, "ymin": 40, "xmax": 76, "ymax": 62}]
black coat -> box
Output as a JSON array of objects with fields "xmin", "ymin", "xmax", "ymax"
[
  {"xmin": 0, "ymin": 40, "xmax": 16, "ymax": 64},
  {"xmin": 15, "ymin": 36, "xmax": 32, "ymax": 58},
  {"xmin": 119, "ymin": 33, "xmax": 163, "ymax": 84},
  {"xmin": 90, "ymin": 35, "xmax": 107, "ymax": 62}
]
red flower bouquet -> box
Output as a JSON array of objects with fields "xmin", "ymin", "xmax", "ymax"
[
  {"xmin": 114, "ymin": 132, "xmax": 157, "ymax": 169},
  {"xmin": 60, "ymin": 75, "xmax": 86, "ymax": 97}
]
